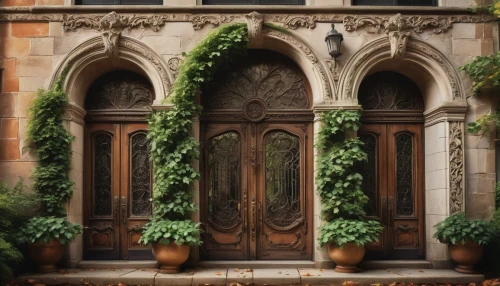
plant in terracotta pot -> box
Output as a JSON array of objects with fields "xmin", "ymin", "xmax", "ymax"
[
  {"xmin": 16, "ymin": 71, "xmax": 83, "ymax": 273},
  {"xmin": 319, "ymin": 219, "xmax": 383, "ymax": 273},
  {"xmin": 316, "ymin": 110, "xmax": 383, "ymax": 273},
  {"xmin": 139, "ymin": 220, "xmax": 201, "ymax": 274},
  {"xmin": 434, "ymin": 212, "xmax": 495, "ymax": 274},
  {"xmin": 15, "ymin": 216, "xmax": 82, "ymax": 273}
]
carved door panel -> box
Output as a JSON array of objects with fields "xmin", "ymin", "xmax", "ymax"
[
  {"xmin": 200, "ymin": 123, "xmax": 312, "ymax": 260},
  {"xmin": 256, "ymin": 124, "xmax": 312, "ymax": 260},
  {"xmin": 359, "ymin": 123, "xmax": 424, "ymax": 259},
  {"xmin": 200, "ymin": 124, "xmax": 249, "ymax": 260},
  {"xmin": 84, "ymin": 123, "xmax": 153, "ymax": 260}
]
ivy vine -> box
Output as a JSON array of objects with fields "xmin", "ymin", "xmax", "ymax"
[
  {"xmin": 316, "ymin": 110, "xmax": 382, "ymax": 247},
  {"xmin": 140, "ymin": 23, "xmax": 249, "ymax": 246}
]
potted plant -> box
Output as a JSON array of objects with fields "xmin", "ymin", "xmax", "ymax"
[
  {"xmin": 434, "ymin": 212, "xmax": 495, "ymax": 274},
  {"xmin": 15, "ymin": 216, "xmax": 82, "ymax": 273},
  {"xmin": 139, "ymin": 219, "xmax": 201, "ymax": 273},
  {"xmin": 319, "ymin": 218, "xmax": 383, "ymax": 273}
]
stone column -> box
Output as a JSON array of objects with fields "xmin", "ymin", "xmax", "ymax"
[
  {"xmin": 63, "ymin": 104, "xmax": 86, "ymax": 268},
  {"xmin": 423, "ymin": 105, "xmax": 466, "ymax": 268}
]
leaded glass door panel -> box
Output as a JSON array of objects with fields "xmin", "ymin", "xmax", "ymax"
[
  {"xmin": 358, "ymin": 123, "xmax": 424, "ymax": 259},
  {"xmin": 84, "ymin": 123, "xmax": 153, "ymax": 260}
]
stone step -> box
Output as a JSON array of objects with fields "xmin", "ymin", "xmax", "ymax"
[
  {"xmin": 77, "ymin": 260, "xmax": 158, "ymax": 269},
  {"xmin": 17, "ymin": 268, "xmax": 484, "ymax": 285},
  {"xmin": 361, "ymin": 260, "xmax": 433, "ymax": 270},
  {"xmin": 196, "ymin": 260, "xmax": 316, "ymax": 269}
]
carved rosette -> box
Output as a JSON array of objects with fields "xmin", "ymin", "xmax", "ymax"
[
  {"xmin": 449, "ymin": 121, "xmax": 464, "ymax": 214},
  {"xmin": 167, "ymin": 57, "xmax": 182, "ymax": 79},
  {"xmin": 245, "ymin": 12, "xmax": 264, "ymax": 43}
]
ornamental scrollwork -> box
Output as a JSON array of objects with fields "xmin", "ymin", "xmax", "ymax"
[
  {"xmin": 449, "ymin": 121, "xmax": 464, "ymax": 214},
  {"xmin": 167, "ymin": 57, "xmax": 182, "ymax": 79},
  {"xmin": 186, "ymin": 14, "xmax": 237, "ymax": 30},
  {"xmin": 343, "ymin": 14, "xmax": 455, "ymax": 34}
]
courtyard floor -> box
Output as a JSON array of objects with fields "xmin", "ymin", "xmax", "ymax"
[{"xmin": 17, "ymin": 268, "xmax": 485, "ymax": 285}]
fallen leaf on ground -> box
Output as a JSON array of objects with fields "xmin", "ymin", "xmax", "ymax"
[
  {"xmin": 216, "ymin": 271, "xmax": 222, "ymax": 276},
  {"xmin": 302, "ymin": 273, "xmax": 311, "ymax": 276}
]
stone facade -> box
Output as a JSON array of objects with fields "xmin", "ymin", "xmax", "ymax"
[{"xmin": 0, "ymin": 0, "xmax": 497, "ymax": 268}]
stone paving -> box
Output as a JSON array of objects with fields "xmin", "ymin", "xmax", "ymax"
[{"xmin": 18, "ymin": 268, "xmax": 485, "ymax": 285}]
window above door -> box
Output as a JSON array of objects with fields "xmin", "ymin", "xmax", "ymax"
[
  {"xmin": 352, "ymin": 0, "xmax": 436, "ymax": 5},
  {"xmin": 203, "ymin": 0, "xmax": 304, "ymax": 4}
]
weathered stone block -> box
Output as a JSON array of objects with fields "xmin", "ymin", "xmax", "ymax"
[
  {"xmin": 425, "ymin": 189, "xmax": 448, "ymax": 215},
  {"xmin": 141, "ymin": 36, "xmax": 181, "ymax": 55},
  {"xmin": 0, "ymin": 93, "xmax": 15, "ymax": 117},
  {"xmin": 0, "ymin": 139, "xmax": 20, "ymax": 160},
  {"xmin": 15, "ymin": 92, "xmax": 36, "ymax": 118},
  {"xmin": 49, "ymin": 22, "xmax": 63, "ymax": 37},
  {"xmin": 475, "ymin": 23, "xmax": 494, "ymax": 39},
  {"xmin": 12, "ymin": 23, "xmax": 49, "ymax": 38},
  {"xmin": 425, "ymin": 169, "xmax": 448, "ymax": 191},
  {"xmin": 30, "ymin": 38, "xmax": 54, "ymax": 56},
  {"xmin": 453, "ymin": 39, "xmax": 483, "ymax": 56},
  {"xmin": 0, "ymin": 161, "xmax": 36, "ymax": 188},
  {"xmin": 452, "ymin": 23, "xmax": 476, "ymax": 39},
  {"xmin": 466, "ymin": 192, "xmax": 495, "ymax": 220},
  {"xmin": 0, "ymin": 23, "xmax": 11, "ymax": 38},
  {"xmin": 0, "ymin": 38, "xmax": 30, "ymax": 59},
  {"xmin": 19, "ymin": 76, "xmax": 46, "ymax": 92},
  {"xmin": 16, "ymin": 56, "xmax": 52, "ymax": 77},
  {"xmin": 0, "ymin": 118, "xmax": 18, "ymax": 139}
]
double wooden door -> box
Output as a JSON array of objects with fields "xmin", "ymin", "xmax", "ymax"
[
  {"xmin": 358, "ymin": 123, "xmax": 424, "ymax": 259},
  {"xmin": 84, "ymin": 123, "xmax": 153, "ymax": 260},
  {"xmin": 200, "ymin": 122, "xmax": 313, "ymax": 260}
]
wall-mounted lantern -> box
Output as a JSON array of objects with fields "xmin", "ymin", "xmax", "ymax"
[{"xmin": 325, "ymin": 24, "xmax": 343, "ymax": 59}]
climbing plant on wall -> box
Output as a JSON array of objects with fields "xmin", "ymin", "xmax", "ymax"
[
  {"xmin": 16, "ymin": 71, "xmax": 82, "ymax": 245},
  {"xmin": 139, "ymin": 23, "xmax": 249, "ymax": 246},
  {"xmin": 316, "ymin": 110, "xmax": 382, "ymax": 247}
]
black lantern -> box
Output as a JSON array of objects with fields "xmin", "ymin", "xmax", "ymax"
[{"xmin": 325, "ymin": 24, "xmax": 343, "ymax": 59}]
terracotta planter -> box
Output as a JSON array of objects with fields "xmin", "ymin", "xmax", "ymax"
[
  {"xmin": 27, "ymin": 239, "xmax": 65, "ymax": 273},
  {"xmin": 449, "ymin": 241, "xmax": 484, "ymax": 274},
  {"xmin": 328, "ymin": 243, "xmax": 365, "ymax": 273},
  {"xmin": 153, "ymin": 242, "xmax": 190, "ymax": 274}
]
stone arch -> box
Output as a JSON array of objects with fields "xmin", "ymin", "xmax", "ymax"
[
  {"xmin": 338, "ymin": 36, "xmax": 466, "ymax": 112},
  {"xmin": 50, "ymin": 35, "xmax": 173, "ymax": 114},
  {"xmin": 247, "ymin": 28, "xmax": 335, "ymax": 103}
]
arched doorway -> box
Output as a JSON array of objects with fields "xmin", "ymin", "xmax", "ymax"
[
  {"xmin": 199, "ymin": 50, "xmax": 314, "ymax": 260},
  {"xmin": 83, "ymin": 70, "xmax": 154, "ymax": 260},
  {"xmin": 358, "ymin": 71, "xmax": 425, "ymax": 259}
]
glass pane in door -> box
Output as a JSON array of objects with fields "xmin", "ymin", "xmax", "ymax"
[
  {"xmin": 130, "ymin": 132, "xmax": 152, "ymax": 217},
  {"xmin": 395, "ymin": 133, "xmax": 414, "ymax": 216},
  {"xmin": 93, "ymin": 133, "xmax": 113, "ymax": 217}
]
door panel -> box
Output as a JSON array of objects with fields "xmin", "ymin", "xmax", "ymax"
[
  {"xmin": 84, "ymin": 124, "xmax": 121, "ymax": 260},
  {"xmin": 200, "ymin": 123, "xmax": 312, "ymax": 260},
  {"xmin": 201, "ymin": 124, "xmax": 249, "ymax": 260},
  {"xmin": 359, "ymin": 123, "xmax": 424, "ymax": 259},
  {"xmin": 120, "ymin": 124, "xmax": 154, "ymax": 260},
  {"xmin": 257, "ymin": 125, "xmax": 311, "ymax": 260},
  {"xmin": 84, "ymin": 123, "xmax": 152, "ymax": 260}
]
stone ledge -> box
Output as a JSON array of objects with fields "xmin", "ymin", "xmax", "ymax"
[{"xmin": 17, "ymin": 268, "xmax": 485, "ymax": 285}]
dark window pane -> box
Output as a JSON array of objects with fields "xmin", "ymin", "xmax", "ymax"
[{"xmin": 353, "ymin": 0, "xmax": 436, "ymax": 5}]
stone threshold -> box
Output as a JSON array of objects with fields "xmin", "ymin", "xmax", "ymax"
[{"xmin": 18, "ymin": 268, "xmax": 484, "ymax": 285}]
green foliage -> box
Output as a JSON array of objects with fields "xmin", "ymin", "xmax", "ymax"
[
  {"xmin": 459, "ymin": 52, "xmax": 500, "ymax": 91},
  {"xmin": 142, "ymin": 24, "xmax": 249, "ymax": 245},
  {"xmin": 0, "ymin": 180, "xmax": 38, "ymax": 283},
  {"xmin": 139, "ymin": 220, "xmax": 201, "ymax": 246},
  {"xmin": 27, "ymin": 71, "xmax": 74, "ymax": 215},
  {"xmin": 433, "ymin": 212, "xmax": 495, "ymax": 246},
  {"xmin": 496, "ymin": 182, "xmax": 500, "ymax": 209},
  {"xmin": 316, "ymin": 110, "xmax": 382, "ymax": 246},
  {"xmin": 316, "ymin": 110, "xmax": 368, "ymax": 220},
  {"xmin": 319, "ymin": 219, "xmax": 383, "ymax": 247},
  {"xmin": 14, "ymin": 216, "xmax": 82, "ymax": 245}
]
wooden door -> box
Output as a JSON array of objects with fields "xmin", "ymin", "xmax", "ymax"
[
  {"xmin": 84, "ymin": 123, "xmax": 153, "ymax": 260},
  {"xmin": 200, "ymin": 122, "xmax": 313, "ymax": 260},
  {"xmin": 358, "ymin": 123, "xmax": 424, "ymax": 259}
]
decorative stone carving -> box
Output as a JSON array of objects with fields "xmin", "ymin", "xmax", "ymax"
[
  {"xmin": 344, "ymin": 14, "xmax": 452, "ymax": 34},
  {"xmin": 167, "ymin": 57, "xmax": 182, "ymax": 79},
  {"xmin": 186, "ymin": 14, "xmax": 237, "ymax": 30},
  {"xmin": 388, "ymin": 31, "xmax": 410, "ymax": 59},
  {"xmin": 449, "ymin": 121, "xmax": 464, "ymax": 214},
  {"xmin": 100, "ymin": 12, "xmax": 123, "ymax": 58},
  {"xmin": 273, "ymin": 15, "xmax": 324, "ymax": 30},
  {"xmin": 245, "ymin": 12, "xmax": 264, "ymax": 42}
]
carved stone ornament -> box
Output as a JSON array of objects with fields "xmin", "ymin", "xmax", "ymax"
[
  {"xmin": 245, "ymin": 12, "xmax": 264, "ymax": 43},
  {"xmin": 185, "ymin": 14, "xmax": 237, "ymax": 30},
  {"xmin": 449, "ymin": 121, "xmax": 465, "ymax": 214},
  {"xmin": 388, "ymin": 31, "xmax": 410, "ymax": 59},
  {"xmin": 167, "ymin": 57, "xmax": 182, "ymax": 79}
]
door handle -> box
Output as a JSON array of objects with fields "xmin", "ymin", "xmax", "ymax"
[
  {"xmin": 114, "ymin": 196, "xmax": 119, "ymax": 225},
  {"xmin": 121, "ymin": 196, "xmax": 127, "ymax": 225},
  {"xmin": 251, "ymin": 195, "xmax": 256, "ymax": 241},
  {"xmin": 381, "ymin": 196, "xmax": 387, "ymax": 222}
]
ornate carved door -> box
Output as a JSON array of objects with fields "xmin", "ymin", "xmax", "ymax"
[
  {"xmin": 83, "ymin": 70, "xmax": 154, "ymax": 260},
  {"xmin": 199, "ymin": 50, "xmax": 313, "ymax": 260},
  {"xmin": 84, "ymin": 123, "xmax": 153, "ymax": 260},
  {"xmin": 357, "ymin": 71, "xmax": 425, "ymax": 259}
]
